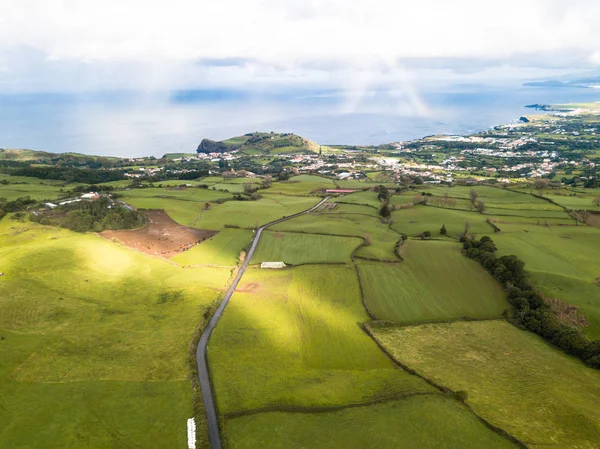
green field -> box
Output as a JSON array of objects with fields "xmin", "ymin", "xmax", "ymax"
[
  {"xmin": 493, "ymin": 224, "xmax": 600, "ymax": 339},
  {"xmin": 225, "ymin": 395, "xmax": 517, "ymax": 449},
  {"xmin": 370, "ymin": 320, "xmax": 600, "ymax": 449},
  {"xmin": 252, "ymin": 231, "xmax": 362, "ymax": 265},
  {"xmin": 195, "ymin": 195, "xmax": 320, "ymax": 230},
  {"xmin": 358, "ymin": 240, "xmax": 508, "ymax": 323},
  {"xmin": 0, "ymin": 218, "xmax": 231, "ymax": 447},
  {"xmin": 267, "ymin": 175, "xmax": 336, "ymax": 195},
  {"xmin": 333, "ymin": 190, "xmax": 381, "ymax": 209},
  {"xmin": 391, "ymin": 205, "xmax": 493, "ymax": 237},
  {"xmin": 0, "ymin": 174, "xmax": 70, "ymax": 201},
  {"xmin": 272, "ymin": 211, "xmax": 401, "ymax": 261},
  {"xmin": 210, "ymin": 265, "xmax": 432, "ymax": 415},
  {"xmin": 211, "ymin": 265, "xmax": 519, "ymax": 448},
  {"xmin": 172, "ymin": 228, "xmax": 253, "ymax": 266},
  {"xmin": 123, "ymin": 191, "xmax": 319, "ymax": 230}
]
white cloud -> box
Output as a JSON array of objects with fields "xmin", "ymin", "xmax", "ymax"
[{"xmin": 0, "ymin": 0, "xmax": 599, "ymax": 93}]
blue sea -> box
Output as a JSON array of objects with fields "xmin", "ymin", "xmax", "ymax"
[{"xmin": 0, "ymin": 84, "xmax": 598, "ymax": 158}]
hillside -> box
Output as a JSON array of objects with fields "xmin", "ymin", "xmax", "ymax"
[{"xmin": 196, "ymin": 132, "xmax": 318, "ymax": 155}]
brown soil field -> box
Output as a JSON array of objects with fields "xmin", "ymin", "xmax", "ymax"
[{"xmin": 101, "ymin": 210, "xmax": 216, "ymax": 258}]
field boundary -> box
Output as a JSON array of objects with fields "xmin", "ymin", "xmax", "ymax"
[
  {"xmin": 363, "ymin": 323, "xmax": 528, "ymax": 448},
  {"xmin": 222, "ymin": 391, "xmax": 440, "ymax": 419}
]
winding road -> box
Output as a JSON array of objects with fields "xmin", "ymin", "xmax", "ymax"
[{"xmin": 195, "ymin": 197, "xmax": 329, "ymax": 449}]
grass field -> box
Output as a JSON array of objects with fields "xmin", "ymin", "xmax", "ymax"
[
  {"xmin": 493, "ymin": 223, "xmax": 600, "ymax": 339},
  {"xmin": 195, "ymin": 195, "xmax": 320, "ymax": 230},
  {"xmin": 119, "ymin": 186, "xmax": 233, "ymax": 203},
  {"xmin": 333, "ymin": 190, "xmax": 381, "ymax": 209},
  {"xmin": 209, "ymin": 265, "xmax": 435, "ymax": 415},
  {"xmin": 391, "ymin": 205, "xmax": 493, "ymax": 237},
  {"xmin": 252, "ymin": 231, "xmax": 362, "ymax": 265},
  {"xmin": 267, "ymin": 175, "xmax": 336, "ymax": 195},
  {"xmin": 370, "ymin": 320, "xmax": 600, "ymax": 449},
  {"xmin": 271, "ymin": 212, "xmax": 401, "ymax": 261},
  {"xmin": 224, "ymin": 395, "xmax": 517, "ymax": 449},
  {"xmin": 124, "ymin": 192, "xmax": 319, "ymax": 230},
  {"xmin": 172, "ymin": 228, "xmax": 253, "ymax": 266},
  {"xmin": 0, "ymin": 218, "xmax": 231, "ymax": 447},
  {"xmin": 358, "ymin": 240, "xmax": 508, "ymax": 323},
  {"xmin": 0, "ymin": 174, "xmax": 69, "ymax": 201}
]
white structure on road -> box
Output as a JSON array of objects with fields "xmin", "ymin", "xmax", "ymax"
[{"xmin": 261, "ymin": 262, "xmax": 286, "ymax": 269}]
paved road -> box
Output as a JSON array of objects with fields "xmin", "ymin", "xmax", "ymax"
[{"xmin": 195, "ymin": 197, "xmax": 329, "ymax": 449}]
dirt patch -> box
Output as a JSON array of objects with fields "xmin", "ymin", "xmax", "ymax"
[
  {"xmin": 273, "ymin": 232, "xmax": 285, "ymax": 239},
  {"xmin": 165, "ymin": 186, "xmax": 188, "ymax": 191},
  {"xmin": 236, "ymin": 282, "xmax": 260, "ymax": 293},
  {"xmin": 101, "ymin": 210, "xmax": 216, "ymax": 259}
]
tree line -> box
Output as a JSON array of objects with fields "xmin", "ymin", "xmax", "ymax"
[{"xmin": 462, "ymin": 235, "xmax": 599, "ymax": 369}]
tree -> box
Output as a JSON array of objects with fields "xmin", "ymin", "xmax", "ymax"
[
  {"xmin": 440, "ymin": 224, "xmax": 447, "ymax": 236},
  {"xmin": 379, "ymin": 203, "xmax": 391, "ymax": 218},
  {"xmin": 593, "ymin": 197, "xmax": 600, "ymax": 206},
  {"xmin": 420, "ymin": 230, "xmax": 431, "ymax": 239},
  {"xmin": 243, "ymin": 183, "xmax": 256, "ymax": 194},
  {"xmin": 474, "ymin": 199, "xmax": 486, "ymax": 213},
  {"xmin": 534, "ymin": 178, "xmax": 550, "ymax": 192},
  {"xmin": 469, "ymin": 188, "xmax": 479, "ymax": 205},
  {"xmin": 262, "ymin": 175, "xmax": 272, "ymax": 189}
]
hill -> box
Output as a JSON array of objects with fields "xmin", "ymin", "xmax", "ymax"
[{"xmin": 196, "ymin": 132, "xmax": 318, "ymax": 155}]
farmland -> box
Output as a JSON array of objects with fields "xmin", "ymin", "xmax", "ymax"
[
  {"xmin": 225, "ymin": 395, "xmax": 517, "ymax": 449},
  {"xmin": 391, "ymin": 205, "xmax": 493, "ymax": 237},
  {"xmin": 2, "ymin": 115, "xmax": 600, "ymax": 449},
  {"xmin": 252, "ymin": 231, "xmax": 362, "ymax": 265},
  {"xmin": 271, "ymin": 210, "xmax": 401, "ymax": 261},
  {"xmin": 172, "ymin": 228, "xmax": 253, "ymax": 266},
  {"xmin": 370, "ymin": 321, "xmax": 600, "ymax": 449},
  {"xmin": 0, "ymin": 218, "xmax": 231, "ymax": 447},
  {"xmin": 209, "ymin": 265, "xmax": 519, "ymax": 448},
  {"xmin": 492, "ymin": 223, "xmax": 600, "ymax": 339},
  {"xmin": 358, "ymin": 240, "xmax": 508, "ymax": 323}
]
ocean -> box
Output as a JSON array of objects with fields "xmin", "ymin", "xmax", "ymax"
[{"xmin": 0, "ymin": 84, "xmax": 598, "ymax": 158}]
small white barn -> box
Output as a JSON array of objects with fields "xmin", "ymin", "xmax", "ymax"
[{"xmin": 260, "ymin": 262, "xmax": 286, "ymax": 269}]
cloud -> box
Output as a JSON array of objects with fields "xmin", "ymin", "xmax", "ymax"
[{"xmin": 0, "ymin": 0, "xmax": 599, "ymax": 94}]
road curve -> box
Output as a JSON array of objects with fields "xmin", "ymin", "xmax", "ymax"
[{"xmin": 195, "ymin": 197, "xmax": 329, "ymax": 449}]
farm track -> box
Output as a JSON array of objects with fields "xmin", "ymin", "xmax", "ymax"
[{"xmin": 195, "ymin": 197, "xmax": 329, "ymax": 449}]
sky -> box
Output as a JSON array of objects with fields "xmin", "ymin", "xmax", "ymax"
[{"xmin": 1, "ymin": 0, "xmax": 599, "ymax": 96}]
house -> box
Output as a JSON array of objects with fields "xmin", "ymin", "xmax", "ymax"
[
  {"xmin": 44, "ymin": 202, "xmax": 58, "ymax": 209},
  {"xmin": 81, "ymin": 192, "xmax": 100, "ymax": 200}
]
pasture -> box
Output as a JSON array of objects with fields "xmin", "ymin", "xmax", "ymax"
[
  {"xmin": 271, "ymin": 211, "xmax": 401, "ymax": 261},
  {"xmin": 0, "ymin": 174, "xmax": 68, "ymax": 201},
  {"xmin": 333, "ymin": 190, "xmax": 382, "ymax": 210},
  {"xmin": 123, "ymin": 191, "xmax": 319, "ymax": 230},
  {"xmin": 252, "ymin": 231, "xmax": 362, "ymax": 265},
  {"xmin": 194, "ymin": 195, "xmax": 320, "ymax": 230},
  {"xmin": 493, "ymin": 224, "xmax": 600, "ymax": 339},
  {"xmin": 224, "ymin": 395, "xmax": 517, "ymax": 449},
  {"xmin": 370, "ymin": 320, "xmax": 600, "ymax": 449},
  {"xmin": 267, "ymin": 175, "xmax": 336, "ymax": 195},
  {"xmin": 391, "ymin": 205, "xmax": 493, "ymax": 237},
  {"xmin": 209, "ymin": 265, "xmax": 435, "ymax": 415},
  {"xmin": 0, "ymin": 219, "xmax": 231, "ymax": 447},
  {"xmin": 357, "ymin": 240, "xmax": 508, "ymax": 323},
  {"xmin": 172, "ymin": 228, "xmax": 253, "ymax": 266}
]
